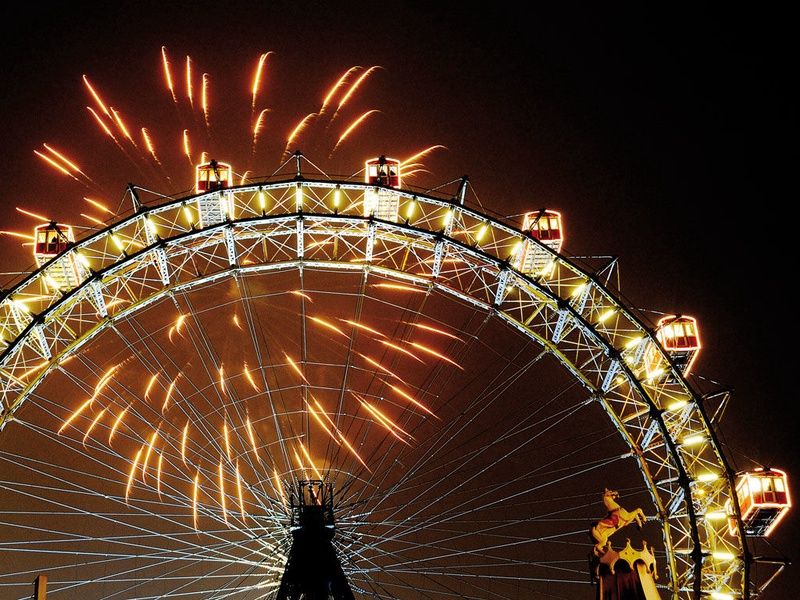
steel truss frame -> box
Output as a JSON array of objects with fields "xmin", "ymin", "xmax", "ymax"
[{"xmin": 0, "ymin": 175, "xmax": 748, "ymax": 599}]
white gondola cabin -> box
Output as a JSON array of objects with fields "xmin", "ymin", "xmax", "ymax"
[
  {"xmin": 655, "ymin": 315, "xmax": 701, "ymax": 375},
  {"xmin": 727, "ymin": 468, "xmax": 791, "ymax": 537},
  {"xmin": 33, "ymin": 222, "xmax": 83, "ymax": 291},
  {"xmin": 514, "ymin": 209, "xmax": 563, "ymax": 275},
  {"xmin": 194, "ymin": 160, "xmax": 233, "ymax": 227},
  {"xmin": 364, "ymin": 156, "xmax": 401, "ymax": 222}
]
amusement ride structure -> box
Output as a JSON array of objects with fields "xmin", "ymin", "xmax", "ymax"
[{"xmin": 0, "ymin": 154, "xmax": 790, "ymax": 599}]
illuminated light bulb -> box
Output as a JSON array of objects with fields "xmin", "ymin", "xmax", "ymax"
[
  {"xmin": 647, "ymin": 367, "xmax": 665, "ymax": 380},
  {"xmin": 475, "ymin": 223, "xmax": 488, "ymax": 243},
  {"xmin": 667, "ymin": 399, "xmax": 688, "ymax": 411},
  {"xmin": 111, "ymin": 234, "xmax": 125, "ymax": 251},
  {"xmin": 295, "ymin": 184, "xmax": 303, "ymax": 210},
  {"xmin": 75, "ymin": 252, "xmax": 90, "ymax": 268},
  {"xmin": 597, "ymin": 309, "xmax": 616, "ymax": 324},
  {"xmin": 712, "ymin": 551, "xmax": 736, "ymax": 561},
  {"xmin": 705, "ymin": 511, "xmax": 726, "ymax": 521},
  {"xmin": 710, "ymin": 593, "xmax": 734, "ymax": 600},
  {"xmin": 697, "ymin": 472, "xmax": 719, "ymax": 483},
  {"xmin": 12, "ymin": 300, "xmax": 30, "ymax": 313},
  {"xmin": 572, "ymin": 283, "xmax": 587, "ymax": 297},
  {"xmin": 405, "ymin": 198, "xmax": 416, "ymax": 220},
  {"xmin": 183, "ymin": 205, "xmax": 193, "ymax": 224},
  {"xmin": 333, "ymin": 187, "xmax": 341, "ymax": 209},
  {"xmin": 625, "ymin": 336, "xmax": 643, "ymax": 349},
  {"xmin": 258, "ymin": 189, "xmax": 267, "ymax": 211},
  {"xmin": 682, "ymin": 434, "xmax": 705, "ymax": 446},
  {"xmin": 511, "ymin": 240, "xmax": 523, "ymax": 257},
  {"xmin": 443, "ymin": 208, "xmax": 453, "ymax": 227},
  {"xmin": 145, "ymin": 218, "xmax": 157, "ymax": 236}
]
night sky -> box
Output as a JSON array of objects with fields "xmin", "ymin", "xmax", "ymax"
[{"xmin": 0, "ymin": 2, "xmax": 795, "ymax": 597}]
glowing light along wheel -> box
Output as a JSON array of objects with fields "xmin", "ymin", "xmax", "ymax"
[{"xmin": 0, "ymin": 161, "xmax": 746, "ymax": 599}]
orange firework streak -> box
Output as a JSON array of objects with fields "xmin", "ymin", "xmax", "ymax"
[
  {"xmin": 340, "ymin": 319, "xmax": 386, "ymax": 338},
  {"xmin": 182, "ymin": 129, "xmax": 192, "ymax": 164},
  {"xmin": 401, "ymin": 144, "xmax": 447, "ymax": 166},
  {"xmin": 308, "ymin": 315, "xmax": 348, "ymax": 338},
  {"xmin": 387, "ymin": 384, "xmax": 437, "ymax": 417},
  {"xmin": 218, "ymin": 364, "xmax": 227, "ymax": 397},
  {"xmin": 110, "ymin": 108, "xmax": 136, "ymax": 146},
  {"xmin": 141, "ymin": 429, "xmax": 159, "ymax": 483},
  {"xmin": 180, "ymin": 421, "xmax": 190, "ymax": 463},
  {"xmin": 84, "ymin": 197, "xmax": 112, "ymax": 214},
  {"xmin": 108, "ymin": 406, "xmax": 129, "ymax": 446},
  {"xmin": 357, "ymin": 353, "xmax": 402, "ymax": 381},
  {"xmin": 284, "ymin": 112, "xmax": 317, "ymax": 158},
  {"xmin": 82, "ymin": 408, "xmax": 107, "ymax": 446},
  {"xmin": 144, "ymin": 373, "xmax": 159, "ymax": 401},
  {"xmin": 201, "ymin": 73, "xmax": 210, "ymax": 128},
  {"xmin": 0, "ymin": 230, "xmax": 35, "ymax": 241},
  {"xmin": 251, "ymin": 51, "xmax": 272, "ymax": 110},
  {"xmin": 320, "ymin": 66, "xmax": 361, "ymax": 114},
  {"xmin": 374, "ymin": 282, "xmax": 426, "ymax": 293},
  {"xmin": 330, "ymin": 109, "xmax": 380, "ymax": 156},
  {"xmin": 235, "ymin": 462, "xmax": 246, "ymax": 520},
  {"xmin": 311, "ymin": 398, "xmax": 369, "ymax": 470},
  {"xmin": 409, "ymin": 321, "xmax": 462, "ymax": 340},
  {"xmin": 82, "ymin": 75, "xmax": 111, "ymax": 117},
  {"xmin": 161, "ymin": 46, "xmax": 176, "ymax": 103},
  {"xmin": 291, "ymin": 290, "xmax": 313, "ymax": 302},
  {"xmin": 33, "ymin": 150, "xmax": 74, "ymax": 178},
  {"xmin": 284, "ymin": 353, "xmax": 308, "ymax": 382},
  {"xmin": 141, "ymin": 128, "xmax": 161, "ymax": 163},
  {"xmin": 252, "ymin": 108, "xmax": 270, "ymax": 152},
  {"xmin": 222, "ymin": 420, "xmax": 231, "ymax": 460},
  {"xmin": 161, "ymin": 375, "xmax": 179, "ymax": 413},
  {"xmin": 218, "ymin": 460, "xmax": 228, "ymax": 525},
  {"xmin": 407, "ymin": 341, "xmax": 463, "ymax": 369},
  {"xmin": 273, "ymin": 468, "xmax": 287, "ymax": 509},
  {"xmin": 239, "ymin": 171, "xmax": 251, "ymax": 185},
  {"xmin": 87, "ymin": 106, "xmax": 116, "ymax": 139},
  {"xmin": 306, "ymin": 401, "xmax": 339, "ymax": 443},
  {"xmin": 15, "ymin": 207, "xmax": 50, "ymax": 222},
  {"xmin": 192, "ymin": 471, "xmax": 200, "ymax": 529},
  {"xmin": 243, "ymin": 364, "xmax": 259, "ymax": 392},
  {"xmin": 125, "ymin": 445, "xmax": 145, "ymax": 502},
  {"xmin": 185, "ymin": 55, "xmax": 193, "ymax": 106},
  {"xmin": 299, "ymin": 441, "xmax": 323, "ymax": 480},
  {"xmin": 292, "ymin": 448, "xmax": 308, "ymax": 480},
  {"xmin": 90, "ymin": 363, "xmax": 121, "ymax": 404},
  {"xmin": 353, "ymin": 393, "xmax": 413, "ymax": 445},
  {"xmin": 232, "ymin": 314, "xmax": 243, "ymax": 330},
  {"xmin": 335, "ymin": 66, "xmax": 381, "ymax": 115},
  {"xmin": 380, "ymin": 339, "xmax": 425, "ymax": 364},
  {"xmin": 42, "ymin": 144, "xmax": 86, "ymax": 177},
  {"xmin": 245, "ymin": 417, "xmax": 261, "ymax": 463},
  {"xmin": 156, "ymin": 453, "xmax": 164, "ymax": 498}
]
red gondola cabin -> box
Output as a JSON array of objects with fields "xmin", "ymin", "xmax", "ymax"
[
  {"xmin": 364, "ymin": 156, "xmax": 402, "ymax": 221},
  {"xmin": 514, "ymin": 209, "xmax": 564, "ymax": 275},
  {"xmin": 728, "ymin": 468, "xmax": 791, "ymax": 537},
  {"xmin": 654, "ymin": 315, "xmax": 701, "ymax": 375},
  {"xmin": 195, "ymin": 160, "xmax": 232, "ymax": 194},
  {"xmin": 365, "ymin": 156, "xmax": 401, "ymax": 188}
]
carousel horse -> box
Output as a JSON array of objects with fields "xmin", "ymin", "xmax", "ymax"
[{"xmin": 591, "ymin": 488, "xmax": 646, "ymax": 555}]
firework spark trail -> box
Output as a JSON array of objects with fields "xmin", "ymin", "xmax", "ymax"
[
  {"xmin": 408, "ymin": 340, "xmax": 463, "ymax": 369},
  {"xmin": 308, "ymin": 315, "xmax": 348, "ymax": 338},
  {"xmin": 284, "ymin": 353, "xmax": 308, "ymax": 382},
  {"xmin": 192, "ymin": 471, "xmax": 200, "ymax": 529},
  {"xmin": 251, "ymin": 51, "xmax": 273, "ymax": 112},
  {"xmin": 58, "ymin": 398, "xmax": 93, "ymax": 434},
  {"xmin": 108, "ymin": 406, "xmax": 128, "ymax": 446},
  {"xmin": 15, "ymin": 207, "xmax": 50, "ymax": 222},
  {"xmin": 33, "ymin": 150, "xmax": 81, "ymax": 182},
  {"xmin": 408, "ymin": 321, "xmax": 462, "ymax": 340},
  {"xmin": 110, "ymin": 107, "xmax": 137, "ymax": 148},
  {"xmin": 245, "ymin": 417, "xmax": 261, "ymax": 464},
  {"xmin": 331, "ymin": 65, "xmax": 382, "ymax": 122},
  {"xmin": 320, "ymin": 66, "xmax": 361, "ymax": 114},
  {"xmin": 379, "ymin": 339, "xmax": 425, "ymax": 364},
  {"xmin": 291, "ymin": 290, "xmax": 313, "ymax": 302},
  {"xmin": 181, "ymin": 421, "xmax": 190, "ymax": 463},
  {"xmin": 125, "ymin": 445, "xmax": 145, "ymax": 502},
  {"xmin": 201, "ymin": 73, "xmax": 210, "ymax": 131},
  {"xmin": 235, "ymin": 462, "xmax": 245, "ymax": 520},
  {"xmin": 141, "ymin": 429, "xmax": 160, "ymax": 483},
  {"xmin": 374, "ymin": 282, "xmax": 426, "ymax": 293},
  {"xmin": 251, "ymin": 108, "xmax": 270, "ymax": 155},
  {"xmin": 162, "ymin": 375, "xmax": 179, "ymax": 413},
  {"xmin": 358, "ymin": 352, "xmax": 402, "ymax": 381},
  {"xmin": 42, "ymin": 144, "xmax": 92, "ymax": 181},
  {"xmin": 306, "ymin": 401, "xmax": 340, "ymax": 444},
  {"xmin": 185, "ymin": 55, "xmax": 194, "ymax": 107},
  {"xmin": 401, "ymin": 144, "xmax": 447, "ymax": 166},
  {"xmin": 0, "ymin": 230, "xmax": 35, "ymax": 241},
  {"xmin": 273, "ymin": 468, "xmax": 287, "ymax": 509},
  {"xmin": 329, "ymin": 109, "xmax": 380, "ymax": 158},
  {"xmin": 218, "ymin": 364, "xmax": 227, "ymax": 397},
  {"xmin": 161, "ymin": 46, "xmax": 177, "ymax": 104},
  {"xmin": 299, "ymin": 441, "xmax": 323, "ymax": 480},
  {"xmin": 222, "ymin": 420, "xmax": 231, "ymax": 460},
  {"xmin": 141, "ymin": 128, "xmax": 162, "ymax": 165},
  {"xmin": 82, "ymin": 408, "xmax": 107, "ymax": 446},
  {"xmin": 144, "ymin": 373, "xmax": 160, "ymax": 401},
  {"xmin": 283, "ymin": 112, "xmax": 317, "ymax": 159},
  {"xmin": 292, "ymin": 448, "xmax": 308, "ymax": 480},
  {"xmin": 352, "ymin": 392, "xmax": 413, "ymax": 444},
  {"xmin": 239, "ymin": 171, "xmax": 251, "ymax": 185},
  {"xmin": 339, "ymin": 319, "xmax": 385, "ymax": 338},
  {"xmin": 84, "ymin": 197, "xmax": 112, "ymax": 214},
  {"xmin": 82, "ymin": 75, "xmax": 111, "ymax": 117},
  {"xmin": 387, "ymin": 384, "xmax": 437, "ymax": 417},
  {"xmin": 182, "ymin": 129, "xmax": 193, "ymax": 165},
  {"xmin": 243, "ymin": 363, "xmax": 259, "ymax": 392},
  {"xmin": 86, "ymin": 106, "xmax": 116, "ymax": 140},
  {"xmin": 90, "ymin": 363, "xmax": 122, "ymax": 404},
  {"xmin": 218, "ymin": 460, "xmax": 228, "ymax": 525},
  {"xmin": 156, "ymin": 453, "xmax": 164, "ymax": 498}
]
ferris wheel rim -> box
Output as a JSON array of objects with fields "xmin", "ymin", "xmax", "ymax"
[{"xmin": 0, "ymin": 176, "xmax": 746, "ymax": 598}]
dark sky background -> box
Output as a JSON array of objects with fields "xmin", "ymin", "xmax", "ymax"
[{"xmin": 0, "ymin": 2, "xmax": 795, "ymax": 597}]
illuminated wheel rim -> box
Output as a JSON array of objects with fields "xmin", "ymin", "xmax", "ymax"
[{"xmin": 0, "ymin": 175, "xmax": 747, "ymax": 598}]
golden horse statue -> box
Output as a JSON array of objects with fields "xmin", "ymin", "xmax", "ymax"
[{"xmin": 591, "ymin": 488, "xmax": 646, "ymax": 555}]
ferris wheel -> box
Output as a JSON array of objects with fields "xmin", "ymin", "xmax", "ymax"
[{"xmin": 0, "ymin": 154, "xmax": 787, "ymax": 599}]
